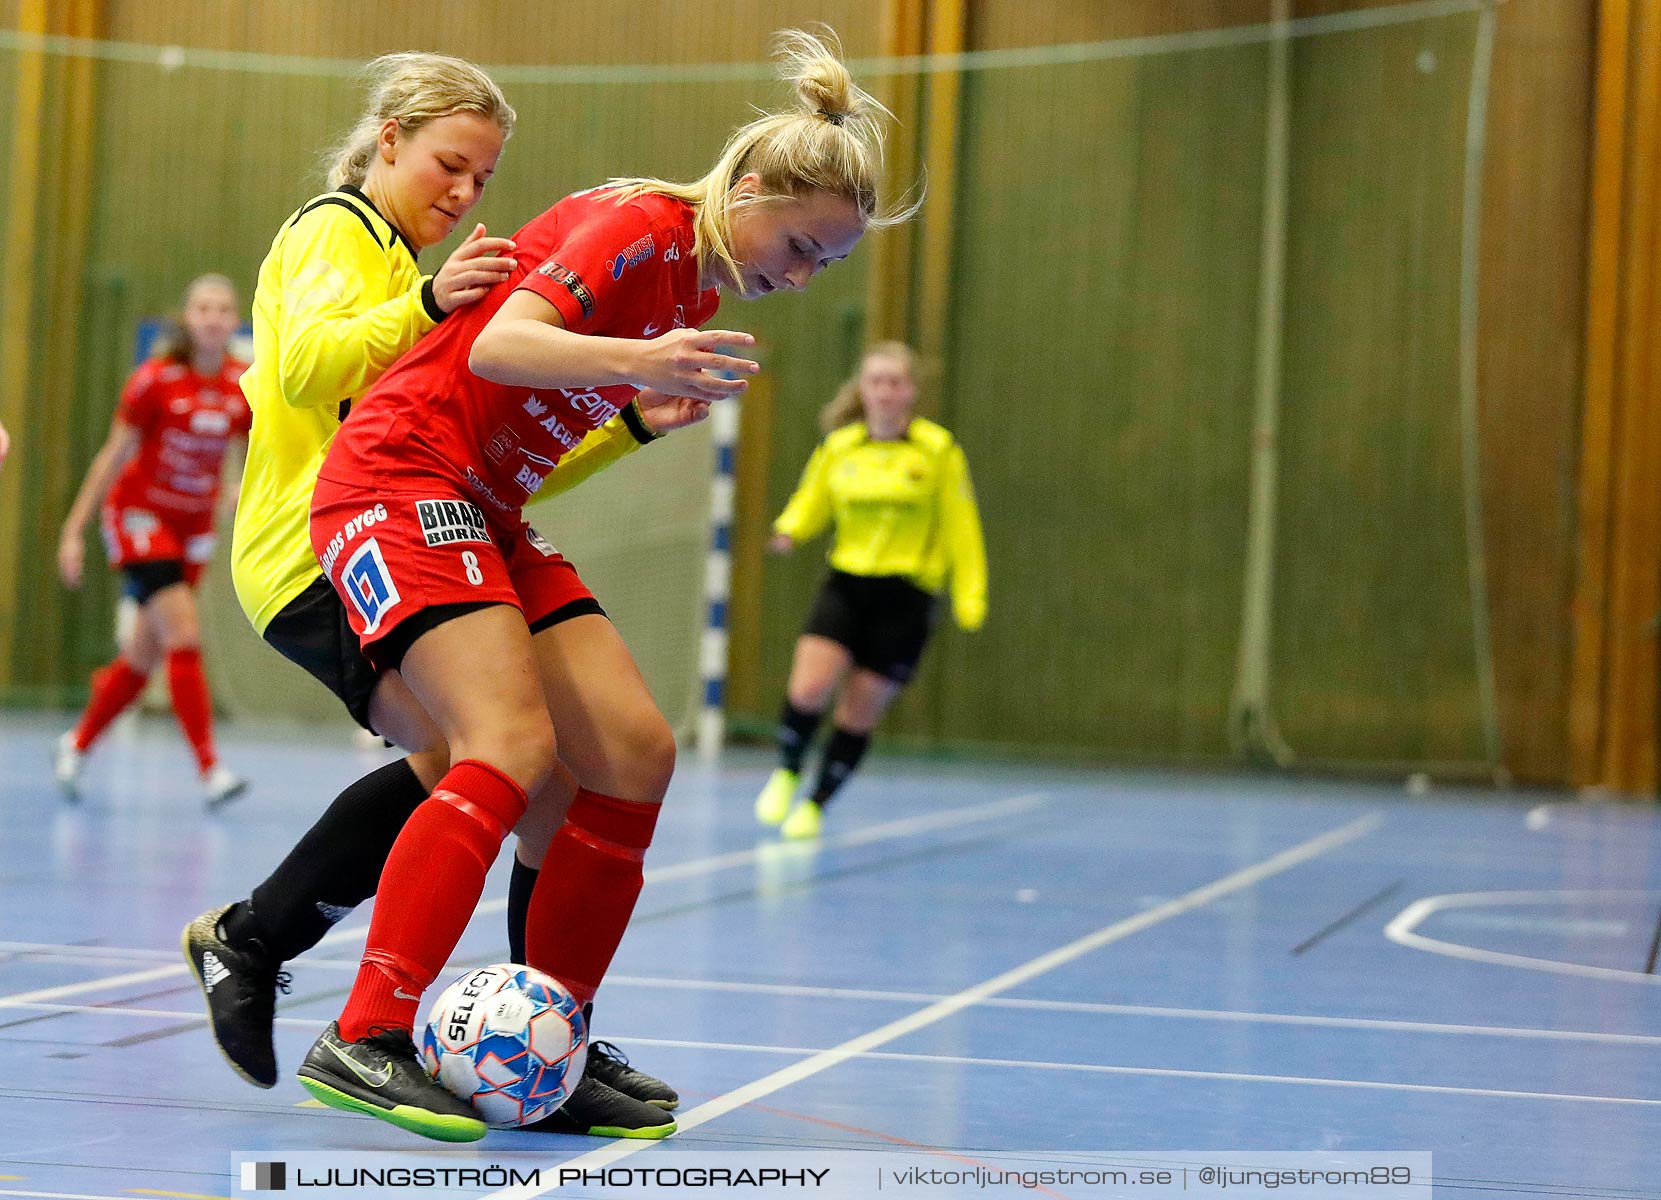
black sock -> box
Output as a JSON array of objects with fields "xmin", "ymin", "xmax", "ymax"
[
  {"xmin": 243, "ymin": 757, "xmax": 428, "ymax": 962},
  {"xmin": 778, "ymin": 700, "xmax": 823, "ymax": 774},
  {"xmin": 812, "ymin": 728, "xmax": 871, "ymax": 807},
  {"xmin": 507, "ymin": 856, "xmax": 538, "ymax": 965}
]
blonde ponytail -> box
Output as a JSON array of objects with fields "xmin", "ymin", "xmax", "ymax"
[{"xmin": 609, "ymin": 27, "xmax": 922, "ymax": 288}]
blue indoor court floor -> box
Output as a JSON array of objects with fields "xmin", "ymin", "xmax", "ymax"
[{"xmin": 0, "ymin": 711, "xmax": 1657, "ymax": 1199}]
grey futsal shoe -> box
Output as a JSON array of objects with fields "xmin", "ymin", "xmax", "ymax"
[
  {"xmin": 524, "ymin": 1073, "xmax": 677, "ymax": 1139},
  {"xmin": 584, "ymin": 1039, "xmax": 680, "ymax": 1110}
]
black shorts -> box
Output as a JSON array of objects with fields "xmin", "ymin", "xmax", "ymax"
[
  {"xmin": 802, "ymin": 570, "xmax": 937, "ymax": 684},
  {"xmin": 261, "ymin": 575, "xmax": 610, "ymax": 734},
  {"xmin": 263, "ymin": 575, "xmax": 383, "ymax": 732},
  {"xmin": 121, "ymin": 560, "xmax": 188, "ymax": 604}
]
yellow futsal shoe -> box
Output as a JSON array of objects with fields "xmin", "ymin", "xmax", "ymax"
[
  {"xmin": 754, "ymin": 768, "xmax": 799, "ymax": 826},
  {"xmin": 780, "ymin": 799, "xmax": 823, "ymax": 841}
]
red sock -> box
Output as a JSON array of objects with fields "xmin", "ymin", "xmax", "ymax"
[
  {"xmin": 525, "ymin": 790, "xmax": 661, "ymax": 1006},
  {"xmin": 338, "ymin": 760, "xmax": 528, "ymax": 1041},
  {"xmin": 165, "ymin": 647, "xmax": 217, "ymax": 773},
  {"xmin": 72, "ymin": 657, "xmax": 149, "ymax": 751}
]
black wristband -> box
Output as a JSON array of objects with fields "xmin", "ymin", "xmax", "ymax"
[
  {"xmin": 420, "ymin": 276, "xmax": 447, "ymax": 323},
  {"xmin": 620, "ymin": 398, "xmax": 662, "ymax": 444}
]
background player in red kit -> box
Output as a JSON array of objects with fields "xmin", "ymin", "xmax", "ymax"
[
  {"xmin": 56, "ymin": 274, "xmax": 251, "ymax": 806},
  {"xmin": 292, "ymin": 28, "xmax": 919, "ymax": 1142}
]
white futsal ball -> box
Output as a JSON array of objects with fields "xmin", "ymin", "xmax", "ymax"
[{"xmin": 420, "ymin": 963, "xmax": 588, "ymax": 1127}]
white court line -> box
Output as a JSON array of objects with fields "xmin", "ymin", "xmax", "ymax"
[
  {"xmin": 481, "ymin": 813, "xmax": 1384, "ymax": 1200},
  {"xmin": 1385, "ymin": 890, "xmax": 1661, "ymax": 987},
  {"xmin": 0, "ymin": 792, "xmax": 1050, "ymax": 1009},
  {"xmin": 1, "ymin": 1013, "xmax": 1652, "ymax": 1113},
  {"xmin": 10, "ymin": 952, "xmax": 1659, "ymax": 1047},
  {"xmin": 0, "ymin": 1191, "xmax": 157, "ymax": 1200},
  {"xmin": 13, "ymin": 986, "xmax": 1661, "ymax": 1051},
  {"xmin": 596, "ymin": 977, "xmax": 1661, "ymax": 1047}
]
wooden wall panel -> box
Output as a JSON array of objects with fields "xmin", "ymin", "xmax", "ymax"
[{"xmin": 1477, "ymin": 0, "xmax": 1592, "ymax": 783}]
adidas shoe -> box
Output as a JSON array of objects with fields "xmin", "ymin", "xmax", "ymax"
[
  {"xmin": 203, "ymin": 764, "xmax": 249, "ymax": 809},
  {"xmin": 297, "ymin": 1022, "xmax": 486, "ymax": 1143},
  {"xmin": 524, "ymin": 1074, "xmax": 677, "ymax": 1139},
  {"xmin": 53, "ymin": 732, "xmax": 84, "ymax": 801},
  {"xmin": 781, "ymin": 798, "xmax": 823, "ymax": 840},
  {"xmin": 753, "ymin": 767, "xmax": 798, "ymax": 826},
  {"xmin": 180, "ymin": 903, "xmax": 290, "ymax": 1087},
  {"xmin": 585, "ymin": 1040, "xmax": 679, "ymax": 1110}
]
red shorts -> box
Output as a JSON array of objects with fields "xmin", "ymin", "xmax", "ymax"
[
  {"xmin": 310, "ymin": 475, "xmax": 595, "ymax": 669},
  {"xmin": 100, "ymin": 502, "xmax": 214, "ymax": 586}
]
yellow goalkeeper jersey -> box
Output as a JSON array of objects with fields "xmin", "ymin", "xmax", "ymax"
[
  {"xmin": 232, "ymin": 186, "xmax": 643, "ymax": 633},
  {"xmin": 774, "ymin": 418, "xmax": 988, "ymax": 631}
]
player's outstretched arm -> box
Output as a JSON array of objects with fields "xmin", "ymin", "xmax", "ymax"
[{"xmin": 469, "ymin": 288, "xmax": 758, "ymax": 402}]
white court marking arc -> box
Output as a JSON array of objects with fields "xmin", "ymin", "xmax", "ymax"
[{"xmin": 1384, "ymin": 890, "xmax": 1661, "ymax": 987}]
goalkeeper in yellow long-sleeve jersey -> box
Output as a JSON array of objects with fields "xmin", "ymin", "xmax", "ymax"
[{"xmin": 756, "ymin": 342, "xmax": 987, "ymax": 838}]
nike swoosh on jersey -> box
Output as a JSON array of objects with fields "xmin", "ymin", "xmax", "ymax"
[
  {"xmin": 642, "ymin": 323, "xmax": 660, "ymax": 337},
  {"xmin": 324, "ymin": 1040, "xmax": 394, "ymax": 1087}
]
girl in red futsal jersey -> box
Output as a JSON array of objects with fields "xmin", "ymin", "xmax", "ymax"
[
  {"xmin": 293, "ymin": 28, "xmax": 918, "ymax": 1142},
  {"xmin": 56, "ymin": 274, "xmax": 250, "ymax": 806}
]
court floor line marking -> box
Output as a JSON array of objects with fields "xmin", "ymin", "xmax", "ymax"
[
  {"xmin": 0, "ymin": 792, "xmax": 1050, "ymax": 1009},
  {"xmin": 1385, "ymin": 890, "xmax": 1661, "ymax": 987},
  {"xmin": 0, "ymin": 1191, "xmax": 154, "ymax": 1200},
  {"xmin": 835, "ymin": 1051, "xmax": 1661, "ymax": 1108},
  {"xmin": 635, "ymin": 1039, "xmax": 1661, "ymax": 1108},
  {"xmin": 1291, "ymin": 880, "xmax": 1402, "ymax": 956},
  {"xmin": 9, "ymin": 1027, "xmax": 1652, "ymax": 1113},
  {"xmin": 11, "ymin": 985, "xmax": 1661, "ymax": 1051},
  {"xmin": 481, "ymin": 812, "xmax": 1384, "ymax": 1199}
]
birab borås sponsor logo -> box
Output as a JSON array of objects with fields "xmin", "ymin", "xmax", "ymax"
[{"xmin": 415, "ymin": 499, "xmax": 491, "ymax": 548}]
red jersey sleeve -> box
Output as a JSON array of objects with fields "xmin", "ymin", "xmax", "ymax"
[
  {"xmin": 116, "ymin": 361, "xmax": 162, "ymax": 432},
  {"xmin": 517, "ymin": 198, "xmax": 658, "ymax": 333}
]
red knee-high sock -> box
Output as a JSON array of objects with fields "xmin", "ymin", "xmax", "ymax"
[
  {"xmin": 338, "ymin": 760, "xmax": 528, "ymax": 1041},
  {"xmin": 165, "ymin": 647, "xmax": 217, "ymax": 773},
  {"xmin": 525, "ymin": 790, "xmax": 661, "ymax": 1006},
  {"xmin": 72, "ymin": 657, "xmax": 150, "ymax": 751}
]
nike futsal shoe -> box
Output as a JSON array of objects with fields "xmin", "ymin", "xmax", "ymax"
[
  {"xmin": 181, "ymin": 904, "xmax": 290, "ymax": 1087},
  {"xmin": 585, "ymin": 1040, "xmax": 679, "ymax": 1109},
  {"xmin": 297, "ymin": 1022, "xmax": 486, "ymax": 1143},
  {"xmin": 754, "ymin": 768, "xmax": 798, "ymax": 825},
  {"xmin": 525, "ymin": 1074, "xmax": 677, "ymax": 1139}
]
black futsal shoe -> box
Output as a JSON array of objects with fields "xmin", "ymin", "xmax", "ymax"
[
  {"xmin": 585, "ymin": 1040, "xmax": 680, "ymax": 1110},
  {"xmin": 181, "ymin": 903, "xmax": 290, "ymax": 1087},
  {"xmin": 524, "ymin": 1074, "xmax": 678, "ymax": 1139},
  {"xmin": 297, "ymin": 1022, "xmax": 487, "ymax": 1143}
]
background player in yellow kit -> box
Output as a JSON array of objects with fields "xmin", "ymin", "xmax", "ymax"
[{"xmin": 755, "ymin": 341, "xmax": 987, "ymax": 838}]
